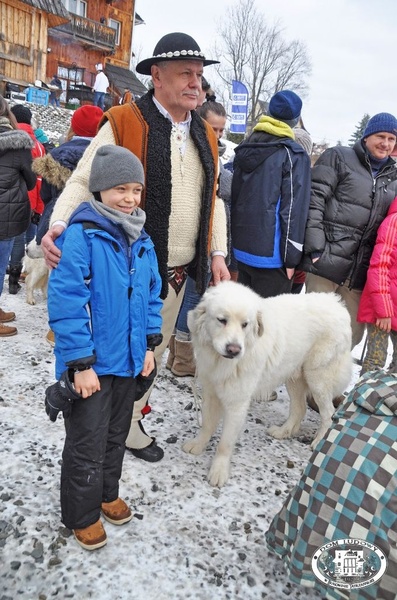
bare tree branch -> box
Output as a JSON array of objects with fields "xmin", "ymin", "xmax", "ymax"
[{"xmin": 212, "ymin": 0, "xmax": 312, "ymax": 132}]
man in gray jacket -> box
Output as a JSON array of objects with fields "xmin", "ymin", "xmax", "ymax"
[{"xmin": 300, "ymin": 112, "xmax": 397, "ymax": 348}]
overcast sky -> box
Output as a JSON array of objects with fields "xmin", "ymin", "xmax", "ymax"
[{"xmin": 133, "ymin": 0, "xmax": 397, "ymax": 146}]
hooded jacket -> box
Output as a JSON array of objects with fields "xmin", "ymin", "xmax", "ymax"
[
  {"xmin": 0, "ymin": 124, "xmax": 36, "ymax": 240},
  {"xmin": 34, "ymin": 137, "xmax": 93, "ymax": 203},
  {"xmin": 33, "ymin": 137, "xmax": 92, "ymax": 244},
  {"xmin": 48, "ymin": 202, "xmax": 163, "ymax": 379},
  {"xmin": 16, "ymin": 122, "xmax": 45, "ymax": 214},
  {"xmin": 231, "ymin": 121, "xmax": 311, "ymax": 269},
  {"xmin": 299, "ymin": 140, "xmax": 397, "ymax": 290},
  {"xmin": 357, "ymin": 196, "xmax": 397, "ymax": 328}
]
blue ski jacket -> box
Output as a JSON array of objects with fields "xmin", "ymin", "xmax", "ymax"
[{"xmin": 48, "ymin": 202, "xmax": 163, "ymax": 379}]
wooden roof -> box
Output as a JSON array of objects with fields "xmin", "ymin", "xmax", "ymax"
[
  {"xmin": 106, "ymin": 64, "xmax": 147, "ymax": 99},
  {"xmin": 20, "ymin": 0, "xmax": 70, "ymax": 27}
]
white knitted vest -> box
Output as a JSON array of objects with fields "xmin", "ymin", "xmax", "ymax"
[{"xmin": 168, "ymin": 135, "xmax": 204, "ymax": 267}]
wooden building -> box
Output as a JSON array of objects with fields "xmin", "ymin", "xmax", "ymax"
[
  {"xmin": 0, "ymin": 0, "xmax": 69, "ymax": 92},
  {"xmin": 0, "ymin": 0, "xmax": 146, "ymax": 106},
  {"xmin": 47, "ymin": 0, "xmax": 146, "ymax": 106}
]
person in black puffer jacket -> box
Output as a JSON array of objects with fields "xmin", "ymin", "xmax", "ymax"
[
  {"xmin": 300, "ymin": 112, "xmax": 397, "ymax": 349},
  {"xmin": 0, "ymin": 95, "xmax": 36, "ymax": 336}
]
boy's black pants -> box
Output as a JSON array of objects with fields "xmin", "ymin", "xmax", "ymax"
[{"xmin": 60, "ymin": 375, "xmax": 136, "ymax": 529}]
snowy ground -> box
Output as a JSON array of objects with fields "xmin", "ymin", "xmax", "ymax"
[{"xmin": 0, "ymin": 279, "xmax": 365, "ymax": 600}]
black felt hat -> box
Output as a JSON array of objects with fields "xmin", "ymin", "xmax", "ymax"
[{"xmin": 136, "ymin": 32, "xmax": 219, "ymax": 75}]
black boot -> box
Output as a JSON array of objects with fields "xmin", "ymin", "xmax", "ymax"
[{"xmin": 8, "ymin": 265, "xmax": 22, "ymax": 295}]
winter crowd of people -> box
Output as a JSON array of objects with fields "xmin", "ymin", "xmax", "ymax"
[{"xmin": 0, "ymin": 29, "xmax": 396, "ymax": 599}]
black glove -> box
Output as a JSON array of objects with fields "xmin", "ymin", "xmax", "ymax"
[
  {"xmin": 146, "ymin": 333, "xmax": 163, "ymax": 352},
  {"xmin": 31, "ymin": 211, "xmax": 41, "ymax": 225},
  {"xmin": 135, "ymin": 360, "xmax": 157, "ymax": 401},
  {"xmin": 45, "ymin": 370, "xmax": 82, "ymax": 422}
]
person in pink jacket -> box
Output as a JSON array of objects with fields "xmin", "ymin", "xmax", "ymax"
[{"xmin": 357, "ymin": 195, "xmax": 397, "ymax": 374}]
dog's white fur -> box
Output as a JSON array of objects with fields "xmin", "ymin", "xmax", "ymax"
[
  {"xmin": 183, "ymin": 281, "xmax": 353, "ymax": 487},
  {"xmin": 24, "ymin": 240, "xmax": 49, "ymax": 305}
]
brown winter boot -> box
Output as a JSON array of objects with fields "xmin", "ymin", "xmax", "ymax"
[
  {"xmin": 46, "ymin": 329, "xmax": 55, "ymax": 347},
  {"xmin": 0, "ymin": 322, "xmax": 17, "ymax": 337},
  {"xmin": 171, "ymin": 339, "xmax": 196, "ymax": 377},
  {"xmin": 0, "ymin": 308, "xmax": 15, "ymax": 322},
  {"xmin": 73, "ymin": 519, "xmax": 107, "ymax": 550},
  {"xmin": 166, "ymin": 333, "xmax": 176, "ymax": 370},
  {"xmin": 101, "ymin": 498, "xmax": 132, "ymax": 525}
]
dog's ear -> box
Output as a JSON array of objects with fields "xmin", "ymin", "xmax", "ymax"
[
  {"xmin": 187, "ymin": 303, "xmax": 206, "ymax": 336},
  {"xmin": 256, "ymin": 311, "xmax": 264, "ymax": 337}
]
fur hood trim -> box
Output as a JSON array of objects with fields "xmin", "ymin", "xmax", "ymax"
[
  {"xmin": 0, "ymin": 128, "xmax": 34, "ymax": 153},
  {"xmin": 32, "ymin": 154, "xmax": 72, "ymax": 188}
]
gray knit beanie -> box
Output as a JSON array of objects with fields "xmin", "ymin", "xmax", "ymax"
[
  {"xmin": 89, "ymin": 145, "xmax": 145, "ymax": 193},
  {"xmin": 293, "ymin": 127, "xmax": 313, "ymax": 155}
]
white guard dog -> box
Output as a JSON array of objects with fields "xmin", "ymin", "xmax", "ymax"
[
  {"xmin": 24, "ymin": 240, "xmax": 49, "ymax": 305},
  {"xmin": 183, "ymin": 281, "xmax": 353, "ymax": 487}
]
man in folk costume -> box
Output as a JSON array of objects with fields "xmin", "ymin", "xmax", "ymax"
[{"xmin": 41, "ymin": 32, "xmax": 230, "ymax": 462}]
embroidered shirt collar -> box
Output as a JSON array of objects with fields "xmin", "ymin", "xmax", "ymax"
[
  {"xmin": 152, "ymin": 95, "xmax": 191, "ymax": 154},
  {"xmin": 152, "ymin": 95, "xmax": 191, "ymax": 128}
]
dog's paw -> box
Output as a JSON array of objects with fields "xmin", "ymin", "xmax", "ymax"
[
  {"xmin": 208, "ymin": 458, "xmax": 230, "ymax": 488},
  {"xmin": 310, "ymin": 428, "xmax": 327, "ymax": 450},
  {"xmin": 310, "ymin": 437, "xmax": 321, "ymax": 450},
  {"xmin": 182, "ymin": 438, "xmax": 206, "ymax": 455},
  {"xmin": 26, "ymin": 297, "xmax": 36, "ymax": 306},
  {"xmin": 268, "ymin": 424, "xmax": 293, "ymax": 440}
]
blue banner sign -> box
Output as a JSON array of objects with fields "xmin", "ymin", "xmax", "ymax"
[{"xmin": 230, "ymin": 80, "xmax": 248, "ymax": 133}]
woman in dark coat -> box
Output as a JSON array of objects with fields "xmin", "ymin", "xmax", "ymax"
[{"xmin": 0, "ymin": 95, "xmax": 36, "ymax": 336}]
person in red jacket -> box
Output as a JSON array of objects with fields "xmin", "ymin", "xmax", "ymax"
[
  {"xmin": 8, "ymin": 104, "xmax": 45, "ymax": 293},
  {"xmin": 357, "ymin": 195, "xmax": 397, "ymax": 374}
]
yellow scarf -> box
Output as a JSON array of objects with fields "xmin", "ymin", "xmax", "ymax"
[{"xmin": 253, "ymin": 115, "xmax": 295, "ymax": 140}]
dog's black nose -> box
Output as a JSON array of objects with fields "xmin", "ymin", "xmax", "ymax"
[{"xmin": 225, "ymin": 343, "xmax": 241, "ymax": 358}]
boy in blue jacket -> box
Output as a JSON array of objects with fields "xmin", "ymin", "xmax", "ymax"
[{"xmin": 46, "ymin": 145, "xmax": 163, "ymax": 550}]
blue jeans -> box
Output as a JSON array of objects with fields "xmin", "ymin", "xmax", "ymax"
[
  {"xmin": 93, "ymin": 92, "xmax": 105, "ymax": 111},
  {"xmin": 176, "ymin": 276, "xmax": 199, "ymax": 336},
  {"xmin": 176, "ymin": 274, "xmax": 211, "ymax": 337},
  {"xmin": 0, "ymin": 238, "xmax": 15, "ymax": 296},
  {"xmin": 37, "ymin": 200, "xmax": 55, "ymax": 244},
  {"xmin": 49, "ymin": 93, "xmax": 60, "ymax": 107},
  {"xmin": 10, "ymin": 224, "xmax": 36, "ymax": 267}
]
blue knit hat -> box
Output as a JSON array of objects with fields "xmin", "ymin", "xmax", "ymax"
[
  {"xmin": 268, "ymin": 90, "xmax": 302, "ymax": 126},
  {"xmin": 362, "ymin": 113, "xmax": 397, "ymax": 139},
  {"xmin": 34, "ymin": 128, "xmax": 49, "ymax": 144}
]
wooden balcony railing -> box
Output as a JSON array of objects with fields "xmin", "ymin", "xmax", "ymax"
[{"xmin": 53, "ymin": 14, "xmax": 116, "ymax": 50}]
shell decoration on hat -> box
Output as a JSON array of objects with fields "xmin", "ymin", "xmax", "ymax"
[{"xmin": 155, "ymin": 50, "xmax": 205, "ymax": 59}]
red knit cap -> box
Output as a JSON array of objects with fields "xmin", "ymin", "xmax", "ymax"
[{"xmin": 71, "ymin": 105, "xmax": 103, "ymax": 137}]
